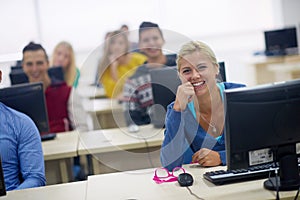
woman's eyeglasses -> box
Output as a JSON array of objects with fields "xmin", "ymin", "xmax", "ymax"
[{"xmin": 153, "ymin": 167, "xmax": 185, "ymax": 184}]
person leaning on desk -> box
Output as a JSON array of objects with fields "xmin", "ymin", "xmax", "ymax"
[
  {"xmin": 160, "ymin": 41, "xmax": 245, "ymax": 171},
  {"xmin": 0, "ymin": 70, "xmax": 46, "ymax": 191}
]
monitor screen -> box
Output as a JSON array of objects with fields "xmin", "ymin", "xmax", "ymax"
[
  {"xmin": 0, "ymin": 82, "xmax": 49, "ymax": 134},
  {"xmin": 264, "ymin": 27, "xmax": 298, "ymax": 56},
  {"xmin": 150, "ymin": 66, "xmax": 181, "ymax": 128},
  {"xmin": 224, "ymin": 79, "xmax": 300, "ymax": 190}
]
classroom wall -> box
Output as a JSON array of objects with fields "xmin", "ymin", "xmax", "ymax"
[{"xmin": 0, "ymin": 0, "xmax": 299, "ymax": 88}]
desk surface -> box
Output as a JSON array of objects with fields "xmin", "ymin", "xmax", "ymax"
[
  {"xmin": 252, "ymin": 54, "xmax": 300, "ymax": 66},
  {"xmin": 76, "ymin": 84, "xmax": 105, "ymax": 99},
  {"xmin": 42, "ymin": 131, "xmax": 79, "ymax": 161},
  {"xmin": 85, "ymin": 164, "xmax": 297, "ymax": 200},
  {"xmin": 82, "ymin": 98, "xmax": 122, "ymax": 114},
  {"xmin": 0, "ymin": 181, "xmax": 86, "ymax": 200},
  {"xmin": 78, "ymin": 125, "xmax": 164, "ymax": 155}
]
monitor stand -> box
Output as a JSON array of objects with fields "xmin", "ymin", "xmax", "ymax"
[{"xmin": 264, "ymin": 154, "xmax": 300, "ymax": 191}]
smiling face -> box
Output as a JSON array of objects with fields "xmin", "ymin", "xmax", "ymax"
[
  {"xmin": 22, "ymin": 50, "xmax": 49, "ymax": 83},
  {"xmin": 139, "ymin": 28, "xmax": 164, "ymax": 60},
  {"xmin": 178, "ymin": 51, "xmax": 219, "ymax": 97}
]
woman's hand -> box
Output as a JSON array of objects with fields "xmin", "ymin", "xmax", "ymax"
[
  {"xmin": 173, "ymin": 82, "xmax": 195, "ymax": 111},
  {"xmin": 192, "ymin": 148, "xmax": 222, "ymax": 167}
]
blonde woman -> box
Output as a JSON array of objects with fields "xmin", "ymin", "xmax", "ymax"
[
  {"xmin": 160, "ymin": 41, "xmax": 245, "ymax": 171},
  {"xmin": 51, "ymin": 41, "xmax": 80, "ymax": 88},
  {"xmin": 98, "ymin": 30, "xmax": 147, "ymax": 98}
]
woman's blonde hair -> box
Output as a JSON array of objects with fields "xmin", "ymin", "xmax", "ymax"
[
  {"xmin": 51, "ymin": 41, "xmax": 77, "ymax": 86},
  {"xmin": 97, "ymin": 30, "xmax": 129, "ymax": 83},
  {"xmin": 176, "ymin": 41, "xmax": 219, "ymax": 73}
]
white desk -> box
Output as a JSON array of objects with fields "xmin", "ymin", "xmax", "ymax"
[
  {"xmin": 76, "ymin": 84, "xmax": 106, "ymax": 99},
  {"xmin": 42, "ymin": 131, "xmax": 79, "ymax": 184},
  {"xmin": 82, "ymin": 98, "xmax": 126, "ymax": 129},
  {"xmin": 0, "ymin": 181, "xmax": 86, "ymax": 200},
  {"xmin": 78, "ymin": 125, "xmax": 164, "ymax": 174},
  {"xmin": 85, "ymin": 164, "xmax": 297, "ymax": 200}
]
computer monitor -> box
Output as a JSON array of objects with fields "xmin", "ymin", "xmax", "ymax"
[
  {"xmin": 216, "ymin": 61, "xmax": 226, "ymax": 82},
  {"xmin": 48, "ymin": 66, "xmax": 64, "ymax": 83},
  {"xmin": 0, "ymin": 157, "xmax": 5, "ymax": 196},
  {"xmin": 10, "ymin": 65, "xmax": 22, "ymax": 71},
  {"xmin": 9, "ymin": 70, "xmax": 29, "ymax": 85},
  {"xmin": 224, "ymin": 79, "xmax": 300, "ymax": 191},
  {"xmin": 0, "ymin": 82, "xmax": 49, "ymax": 134},
  {"xmin": 150, "ymin": 66, "xmax": 181, "ymax": 128},
  {"xmin": 9, "ymin": 66, "xmax": 64, "ymax": 85},
  {"xmin": 264, "ymin": 26, "xmax": 298, "ymax": 56}
]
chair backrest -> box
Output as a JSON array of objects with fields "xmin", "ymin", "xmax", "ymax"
[{"xmin": 150, "ymin": 66, "xmax": 181, "ymax": 128}]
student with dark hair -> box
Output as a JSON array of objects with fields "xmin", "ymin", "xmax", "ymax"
[
  {"xmin": 122, "ymin": 21, "xmax": 177, "ymax": 126},
  {"xmin": 22, "ymin": 42, "xmax": 88, "ymax": 180},
  {"xmin": 0, "ymin": 70, "xmax": 46, "ymax": 190},
  {"xmin": 22, "ymin": 42, "xmax": 88, "ymax": 133}
]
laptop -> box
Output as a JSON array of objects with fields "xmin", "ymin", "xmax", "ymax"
[{"xmin": 150, "ymin": 66, "xmax": 181, "ymax": 128}]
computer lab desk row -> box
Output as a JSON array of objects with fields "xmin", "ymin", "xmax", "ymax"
[
  {"xmin": 42, "ymin": 125, "xmax": 164, "ymax": 184},
  {"xmin": 1, "ymin": 164, "xmax": 298, "ymax": 200}
]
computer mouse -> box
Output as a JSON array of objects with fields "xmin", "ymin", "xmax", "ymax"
[
  {"xmin": 177, "ymin": 173, "xmax": 194, "ymax": 187},
  {"xmin": 128, "ymin": 124, "xmax": 139, "ymax": 133}
]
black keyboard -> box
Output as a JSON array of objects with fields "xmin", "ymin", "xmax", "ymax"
[
  {"xmin": 41, "ymin": 133, "xmax": 57, "ymax": 141},
  {"xmin": 203, "ymin": 163, "xmax": 279, "ymax": 185}
]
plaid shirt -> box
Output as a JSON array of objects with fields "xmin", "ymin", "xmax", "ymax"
[{"xmin": 122, "ymin": 54, "xmax": 177, "ymax": 125}]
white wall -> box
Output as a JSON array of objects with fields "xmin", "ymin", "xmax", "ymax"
[
  {"xmin": 0, "ymin": 0, "xmax": 299, "ymax": 88},
  {"xmin": 281, "ymin": 0, "xmax": 300, "ymax": 27}
]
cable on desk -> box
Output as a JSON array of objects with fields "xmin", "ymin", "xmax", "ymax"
[
  {"xmin": 186, "ymin": 187, "xmax": 204, "ymax": 200},
  {"xmin": 127, "ymin": 129, "xmax": 157, "ymax": 169},
  {"xmin": 143, "ymin": 138, "xmax": 155, "ymax": 168},
  {"xmin": 293, "ymin": 179, "xmax": 300, "ymax": 200},
  {"xmin": 275, "ymin": 168, "xmax": 280, "ymax": 200},
  {"xmin": 294, "ymin": 187, "xmax": 300, "ymax": 200},
  {"xmin": 267, "ymin": 162, "xmax": 280, "ymax": 200}
]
